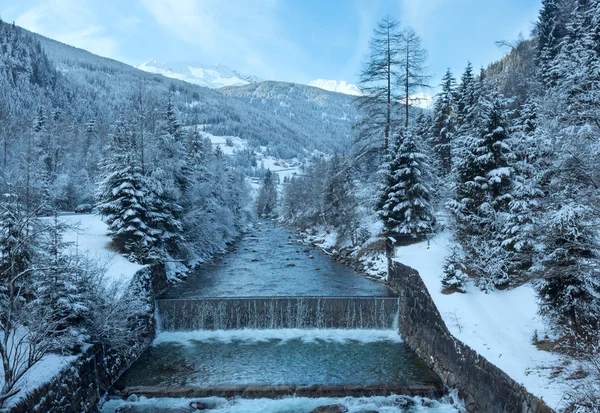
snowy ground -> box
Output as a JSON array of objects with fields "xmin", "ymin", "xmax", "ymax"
[
  {"xmin": 393, "ymin": 233, "xmax": 570, "ymax": 411},
  {"xmin": 58, "ymin": 213, "xmax": 145, "ymax": 290},
  {"xmin": 0, "ymin": 214, "xmax": 146, "ymax": 408},
  {"xmin": 0, "ymin": 351, "xmax": 78, "ymax": 408}
]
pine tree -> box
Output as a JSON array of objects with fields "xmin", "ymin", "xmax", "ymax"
[
  {"xmin": 322, "ymin": 154, "xmax": 357, "ymax": 239},
  {"xmin": 539, "ymin": 204, "xmax": 600, "ymax": 331},
  {"xmin": 536, "ymin": 0, "xmax": 564, "ymax": 84},
  {"xmin": 32, "ymin": 216, "xmax": 89, "ymax": 347},
  {"xmin": 448, "ymin": 86, "xmax": 517, "ymax": 288},
  {"xmin": 257, "ymin": 169, "xmax": 278, "ymax": 218},
  {"xmin": 379, "ymin": 129, "xmax": 436, "ymax": 236},
  {"xmin": 455, "ymin": 62, "xmax": 476, "ymax": 129},
  {"xmin": 500, "ymin": 101, "xmax": 544, "ymax": 272},
  {"xmin": 97, "ymin": 123, "xmax": 165, "ymax": 262},
  {"xmin": 430, "ymin": 69, "xmax": 457, "ymax": 173}
]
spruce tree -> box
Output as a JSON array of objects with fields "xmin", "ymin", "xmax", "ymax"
[
  {"xmin": 257, "ymin": 169, "xmax": 278, "ymax": 218},
  {"xmin": 447, "ymin": 86, "xmax": 517, "ymax": 288},
  {"xmin": 379, "ymin": 129, "xmax": 436, "ymax": 236},
  {"xmin": 32, "ymin": 216, "xmax": 89, "ymax": 347},
  {"xmin": 97, "ymin": 122, "xmax": 164, "ymax": 262},
  {"xmin": 322, "ymin": 154, "xmax": 356, "ymax": 238},
  {"xmin": 430, "ymin": 69, "xmax": 457, "ymax": 173},
  {"xmin": 536, "ymin": 0, "xmax": 563, "ymax": 84}
]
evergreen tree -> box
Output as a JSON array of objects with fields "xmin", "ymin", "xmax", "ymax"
[
  {"xmin": 536, "ymin": 0, "xmax": 564, "ymax": 84},
  {"xmin": 447, "ymin": 87, "xmax": 517, "ymax": 288},
  {"xmin": 32, "ymin": 216, "xmax": 89, "ymax": 347},
  {"xmin": 455, "ymin": 62, "xmax": 476, "ymax": 129},
  {"xmin": 539, "ymin": 203, "xmax": 600, "ymax": 331},
  {"xmin": 430, "ymin": 69, "xmax": 457, "ymax": 173},
  {"xmin": 257, "ymin": 169, "xmax": 278, "ymax": 218},
  {"xmin": 97, "ymin": 123, "xmax": 165, "ymax": 262},
  {"xmin": 322, "ymin": 154, "xmax": 357, "ymax": 238},
  {"xmin": 379, "ymin": 129, "xmax": 436, "ymax": 236}
]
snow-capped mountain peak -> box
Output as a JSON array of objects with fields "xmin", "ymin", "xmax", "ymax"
[
  {"xmin": 136, "ymin": 59, "xmax": 262, "ymax": 89},
  {"xmin": 308, "ymin": 79, "xmax": 362, "ymax": 96}
]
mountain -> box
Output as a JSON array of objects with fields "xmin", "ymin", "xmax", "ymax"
[
  {"xmin": 136, "ymin": 59, "xmax": 262, "ymax": 89},
  {"xmin": 220, "ymin": 81, "xmax": 360, "ymax": 155},
  {"xmin": 308, "ymin": 79, "xmax": 362, "ymax": 96},
  {"xmin": 16, "ymin": 29, "xmax": 355, "ymax": 160}
]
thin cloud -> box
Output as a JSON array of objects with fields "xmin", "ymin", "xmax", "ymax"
[
  {"xmin": 15, "ymin": 0, "xmax": 124, "ymax": 60},
  {"xmin": 138, "ymin": 0, "xmax": 305, "ymax": 80}
]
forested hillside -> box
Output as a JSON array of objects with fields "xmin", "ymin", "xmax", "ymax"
[{"xmin": 221, "ymin": 81, "xmax": 358, "ymax": 156}]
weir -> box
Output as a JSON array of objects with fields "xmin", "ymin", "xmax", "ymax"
[{"xmin": 156, "ymin": 296, "xmax": 400, "ymax": 331}]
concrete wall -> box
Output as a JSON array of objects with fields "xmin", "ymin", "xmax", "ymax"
[
  {"xmin": 9, "ymin": 263, "xmax": 167, "ymax": 413},
  {"xmin": 389, "ymin": 262, "xmax": 554, "ymax": 413}
]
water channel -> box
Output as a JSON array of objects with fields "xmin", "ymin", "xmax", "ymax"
[{"xmin": 102, "ymin": 222, "xmax": 460, "ymax": 413}]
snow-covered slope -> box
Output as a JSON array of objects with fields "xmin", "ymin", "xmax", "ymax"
[
  {"xmin": 393, "ymin": 234, "xmax": 568, "ymax": 410},
  {"xmin": 308, "ymin": 79, "xmax": 362, "ymax": 96},
  {"xmin": 137, "ymin": 59, "xmax": 261, "ymax": 88}
]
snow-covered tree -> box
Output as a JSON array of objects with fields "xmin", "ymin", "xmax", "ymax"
[
  {"xmin": 447, "ymin": 85, "xmax": 517, "ymax": 288},
  {"xmin": 430, "ymin": 69, "xmax": 457, "ymax": 173},
  {"xmin": 379, "ymin": 129, "xmax": 436, "ymax": 236},
  {"xmin": 257, "ymin": 169, "xmax": 278, "ymax": 218},
  {"xmin": 322, "ymin": 154, "xmax": 357, "ymax": 238}
]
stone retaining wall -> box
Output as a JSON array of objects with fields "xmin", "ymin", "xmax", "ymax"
[
  {"xmin": 8, "ymin": 263, "xmax": 167, "ymax": 413},
  {"xmin": 389, "ymin": 261, "xmax": 554, "ymax": 413}
]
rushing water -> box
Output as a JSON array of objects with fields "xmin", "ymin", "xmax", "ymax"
[
  {"xmin": 102, "ymin": 395, "xmax": 460, "ymax": 413},
  {"xmin": 156, "ymin": 297, "xmax": 399, "ymax": 331},
  {"xmin": 162, "ymin": 222, "xmax": 393, "ymax": 298},
  {"xmin": 103, "ymin": 222, "xmax": 461, "ymax": 412}
]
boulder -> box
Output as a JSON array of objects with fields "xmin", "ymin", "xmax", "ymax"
[
  {"xmin": 308, "ymin": 404, "xmax": 348, "ymax": 413},
  {"xmin": 189, "ymin": 401, "xmax": 210, "ymax": 410}
]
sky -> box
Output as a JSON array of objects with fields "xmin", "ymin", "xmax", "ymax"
[{"xmin": 1, "ymin": 0, "xmax": 542, "ymax": 89}]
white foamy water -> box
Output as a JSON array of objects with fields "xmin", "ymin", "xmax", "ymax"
[
  {"xmin": 102, "ymin": 395, "xmax": 463, "ymax": 413},
  {"xmin": 153, "ymin": 328, "xmax": 403, "ymax": 346}
]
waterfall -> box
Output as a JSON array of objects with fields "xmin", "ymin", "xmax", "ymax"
[{"xmin": 156, "ymin": 297, "xmax": 400, "ymax": 331}]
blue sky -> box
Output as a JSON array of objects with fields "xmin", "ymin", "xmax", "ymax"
[{"xmin": 1, "ymin": 0, "xmax": 541, "ymax": 88}]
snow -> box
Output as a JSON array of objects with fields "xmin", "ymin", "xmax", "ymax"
[
  {"xmin": 136, "ymin": 59, "xmax": 261, "ymax": 89},
  {"xmin": 0, "ymin": 352, "xmax": 77, "ymax": 408},
  {"xmin": 153, "ymin": 329, "xmax": 402, "ymax": 346},
  {"xmin": 408, "ymin": 92, "xmax": 434, "ymax": 110},
  {"xmin": 258, "ymin": 154, "xmax": 302, "ymax": 182},
  {"xmin": 202, "ymin": 131, "xmax": 248, "ymax": 156},
  {"xmin": 102, "ymin": 394, "xmax": 462, "ymax": 413},
  {"xmin": 393, "ymin": 233, "xmax": 569, "ymax": 410},
  {"xmin": 57, "ymin": 213, "xmax": 146, "ymax": 290},
  {"xmin": 308, "ymin": 79, "xmax": 362, "ymax": 96}
]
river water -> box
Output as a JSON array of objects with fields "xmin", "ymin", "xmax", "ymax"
[
  {"xmin": 162, "ymin": 222, "xmax": 393, "ymax": 298},
  {"xmin": 102, "ymin": 222, "xmax": 461, "ymax": 413}
]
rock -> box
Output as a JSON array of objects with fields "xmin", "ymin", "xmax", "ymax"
[
  {"xmin": 115, "ymin": 407, "xmax": 136, "ymax": 413},
  {"xmin": 189, "ymin": 401, "xmax": 210, "ymax": 410},
  {"xmin": 309, "ymin": 404, "xmax": 348, "ymax": 413},
  {"xmin": 421, "ymin": 399, "xmax": 435, "ymax": 408},
  {"xmin": 394, "ymin": 396, "xmax": 415, "ymax": 407},
  {"xmin": 286, "ymin": 263, "xmax": 296, "ymax": 267},
  {"xmin": 126, "ymin": 394, "xmax": 138, "ymax": 402}
]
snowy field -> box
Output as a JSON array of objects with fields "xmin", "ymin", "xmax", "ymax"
[
  {"xmin": 58, "ymin": 213, "xmax": 145, "ymax": 290},
  {"xmin": 393, "ymin": 233, "xmax": 569, "ymax": 410}
]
